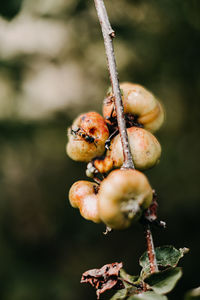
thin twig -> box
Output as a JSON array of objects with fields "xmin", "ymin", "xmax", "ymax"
[
  {"xmin": 93, "ymin": 0, "xmax": 134, "ymax": 169},
  {"xmin": 145, "ymin": 224, "xmax": 158, "ymax": 273},
  {"xmin": 93, "ymin": 0, "xmax": 158, "ymax": 274}
]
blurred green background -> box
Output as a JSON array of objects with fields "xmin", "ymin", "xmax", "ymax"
[{"xmin": 0, "ymin": 0, "xmax": 200, "ymax": 299}]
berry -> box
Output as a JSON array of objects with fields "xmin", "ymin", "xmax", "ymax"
[
  {"xmin": 92, "ymin": 127, "xmax": 161, "ymax": 174},
  {"xmin": 109, "ymin": 127, "xmax": 161, "ymax": 170},
  {"xmin": 69, "ymin": 180, "xmax": 101, "ymax": 223},
  {"xmin": 66, "ymin": 112, "xmax": 109, "ymax": 162},
  {"xmin": 98, "ymin": 169, "xmax": 153, "ymax": 229},
  {"xmin": 103, "ymin": 82, "xmax": 164, "ymax": 133}
]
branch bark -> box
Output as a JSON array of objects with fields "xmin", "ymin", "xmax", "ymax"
[
  {"xmin": 145, "ymin": 224, "xmax": 158, "ymax": 273},
  {"xmin": 93, "ymin": 0, "xmax": 134, "ymax": 169},
  {"xmin": 94, "ymin": 0, "xmax": 158, "ymax": 274}
]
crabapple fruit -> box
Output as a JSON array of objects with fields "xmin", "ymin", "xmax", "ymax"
[
  {"xmin": 109, "ymin": 127, "xmax": 161, "ymax": 170},
  {"xmin": 66, "ymin": 112, "xmax": 109, "ymax": 162},
  {"xmin": 69, "ymin": 180, "xmax": 101, "ymax": 223},
  {"xmin": 98, "ymin": 169, "xmax": 153, "ymax": 229},
  {"xmin": 92, "ymin": 127, "xmax": 161, "ymax": 174},
  {"xmin": 103, "ymin": 82, "xmax": 164, "ymax": 132}
]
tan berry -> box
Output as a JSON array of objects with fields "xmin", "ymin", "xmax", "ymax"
[
  {"xmin": 103, "ymin": 82, "xmax": 164, "ymax": 133},
  {"xmin": 66, "ymin": 112, "xmax": 109, "ymax": 162},
  {"xmin": 69, "ymin": 180, "xmax": 100, "ymax": 223},
  {"xmin": 93, "ymin": 127, "xmax": 161, "ymax": 173},
  {"xmin": 110, "ymin": 127, "xmax": 161, "ymax": 170},
  {"xmin": 98, "ymin": 169, "xmax": 153, "ymax": 229}
]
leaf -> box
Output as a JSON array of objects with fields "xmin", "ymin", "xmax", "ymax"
[
  {"xmin": 139, "ymin": 246, "xmax": 189, "ymax": 278},
  {"xmin": 110, "ymin": 288, "xmax": 129, "ymax": 300},
  {"xmin": 127, "ymin": 291, "xmax": 168, "ymax": 300},
  {"xmin": 110, "ymin": 269, "xmax": 142, "ymax": 299},
  {"xmin": 144, "ymin": 267, "xmax": 182, "ymax": 294},
  {"xmin": 81, "ymin": 262, "xmax": 124, "ymax": 299},
  {"xmin": 120, "ymin": 269, "xmax": 139, "ymax": 287},
  {"xmin": 184, "ymin": 287, "xmax": 200, "ymax": 300}
]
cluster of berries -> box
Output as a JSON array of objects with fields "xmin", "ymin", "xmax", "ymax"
[{"xmin": 67, "ymin": 82, "xmax": 164, "ymax": 230}]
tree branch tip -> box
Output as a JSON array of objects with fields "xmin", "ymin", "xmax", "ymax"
[{"xmin": 94, "ymin": 0, "xmax": 134, "ymax": 169}]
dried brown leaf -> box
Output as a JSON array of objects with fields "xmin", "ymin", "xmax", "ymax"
[{"xmin": 81, "ymin": 262, "xmax": 124, "ymax": 299}]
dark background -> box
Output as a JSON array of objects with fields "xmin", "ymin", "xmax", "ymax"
[{"xmin": 0, "ymin": 0, "xmax": 200, "ymax": 299}]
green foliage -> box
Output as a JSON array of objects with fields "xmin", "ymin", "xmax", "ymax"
[
  {"xmin": 111, "ymin": 289, "xmax": 130, "ymax": 300},
  {"xmin": 120, "ymin": 269, "xmax": 139, "ymax": 286},
  {"xmin": 111, "ymin": 290, "xmax": 168, "ymax": 300},
  {"xmin": 128, "ymin": 292, "xmax": 168, "ymax": 300},
  {"xmin": 111, "ymin": 246, "xmax": 187, "ymax": 300},
  {"xmin": 144, "ymin": 267, "xmax": 182, "ymax": 294},
  {"xmin": 140, "ymin": 246, "xmax": 188, "ymax": 278}
]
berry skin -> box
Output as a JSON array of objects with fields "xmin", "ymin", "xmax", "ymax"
[
  {"xmin": 98, "ymin": 169, "xmax": 153, "ymax": 230},
  {"xmin": 69, "ymin": 181, "xmax": 101, "ymax": 223},
  {"xmin": 103, "ymin": 82, "xmax": 164, "ymax": 133},
  {"xmin": 93, "ymin": 127, "xmax": 161, "ymax": 174},
  {"xmin": 66, "ymin": 112, "xmax": 109, "ymax": 162},
  {"xmin": 109, "ymin": 127, "xmax": 161, "ymax": 170}
]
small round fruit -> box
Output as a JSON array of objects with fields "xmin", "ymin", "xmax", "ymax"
[
  {"xmin": 109, "ymin": 127, "xmax": 161, "ymax": 170},
  {"xmin": 79, "ymin": 194, "xmax": 100, "ymax": 223},
  {"xmin": 69, "ymin": 180, "xmax": 100, "ymax": 223},
  {"xmin": 98, "ymin": 169, "xmax": 153, "ymax": 229},
  {"xmin": 93, "ymin": 127, "xmax": 161, "ymax": 173},
  {"xmin": 66, "ymin": 112, "xmax": 109, "ymax": 162},
  {"xmin": 103, "ymin": 82, "xmax": 164, "ymax": 133}
]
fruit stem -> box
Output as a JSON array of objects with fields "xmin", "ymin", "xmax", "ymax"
[
  {"xmin": 93, "ymin": 0, "xmax": 134, "ymax": 170},
  {"xmin": 144, "ymin": 224, "xmax": 158, "ymax": 273}
]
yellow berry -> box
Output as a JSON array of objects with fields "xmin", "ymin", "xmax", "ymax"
[
  {"xmin": 110, "ymin": 127, "xmax": 161, "ymax": 170},
  {"xmin": 103, "ymin": 82, "xmax": 164, "ymax": 133},
  {"xmin": 98, "ymin": 169, "xmax": 153, "ymax": 229}
]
